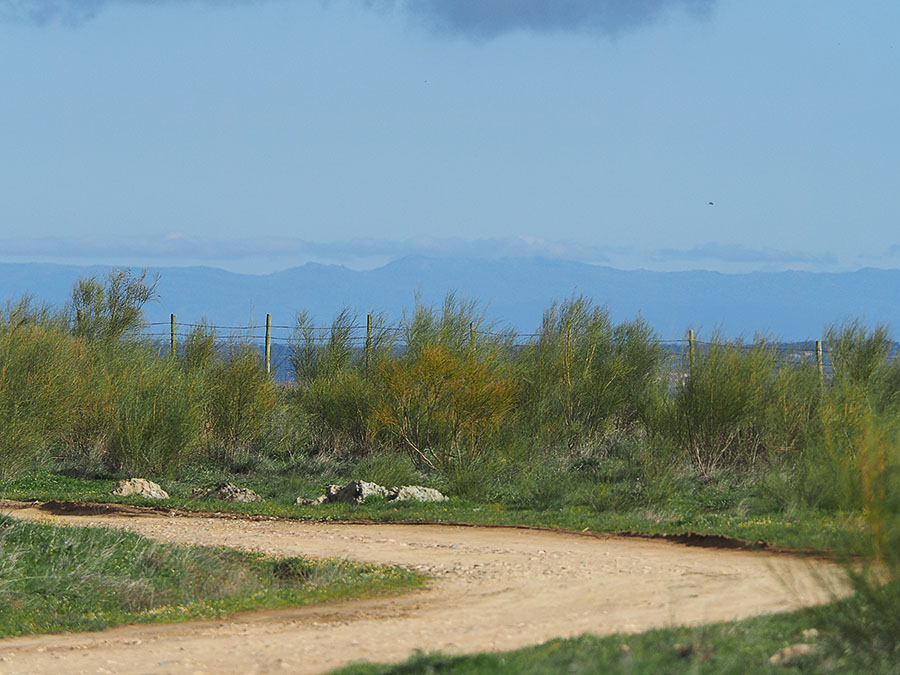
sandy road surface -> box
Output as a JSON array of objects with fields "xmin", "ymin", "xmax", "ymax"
[{"xmin": 0, "ymin": 501, "xmax": 842, "ymax": 674}]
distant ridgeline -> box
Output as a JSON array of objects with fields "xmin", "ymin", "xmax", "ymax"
[{"xmin": 2, "ymin": 258, "xmax": 900, "ymax": 344}]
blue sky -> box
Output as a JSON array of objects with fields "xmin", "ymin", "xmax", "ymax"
[{"xmin": 1, "ymin": 0, "xmax": 898, "ymax": 273}]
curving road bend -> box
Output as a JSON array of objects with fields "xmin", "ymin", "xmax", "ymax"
[{"xmin": 0, "ymin": 502, "xmax": 843, "ymax": 674}]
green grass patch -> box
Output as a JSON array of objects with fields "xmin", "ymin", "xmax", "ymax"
[
  {"xmin": 0, "ymin": 513, "xmax": 423, "ymax": 638},
  {"xmin": 1, "ymin": 469, "xmax": 864, "ymax": 554},
  {"xmin": 332, "ymin": 595, "xmax": 895, "ymax": 674}
]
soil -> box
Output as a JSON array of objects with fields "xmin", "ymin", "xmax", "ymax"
[{"xmin": 0, "ymin": 501, "xmax": 844, "ymax": 674}]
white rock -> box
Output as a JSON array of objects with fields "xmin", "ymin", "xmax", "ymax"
[
  {"xmin": 112, "ymin": 478, "xmax": 169, "ymax": 500},
  {"xmin": 216, "ymin": 483, "xmax": 261, "ymax": 503},
  {"xmin": 297, "ymin": 481, "xmax": 448, "ymax": 506},
  {"xmin": 389, "ymin": 485, "xmax": 448, "ymax": 502}
]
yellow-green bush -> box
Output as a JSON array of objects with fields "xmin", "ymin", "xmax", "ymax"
[
  {"xmin": 376, "ymin": 343, "xmax": 516, "ymax": 474},
  {"xmin": 518, "ymin": 297, "xmax": 665, "ymax": 450},
  {"xmin": 108, "ymin": 351, "xmax": 199, "ymax": 476},
  {"xmin": 659, "ymin": 338, "xmax": 802, "ymax": 475},
  {"xmin": 301, "ymin": 370, "xmax": 378, "ymax": 454},
  {"xmin": 0, "ymin": 325, "xmax": 85, "ymax": 477},
  {"xmin": 202, "ymin": 344, "xmax": 279, "ymax": 464}
]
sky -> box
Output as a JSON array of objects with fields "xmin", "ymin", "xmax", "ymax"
[{"xmin": 0, "ymin": 0, "xmax": 898, "ymax": 274}]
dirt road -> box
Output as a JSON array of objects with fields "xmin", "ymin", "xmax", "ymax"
[{"xmin": 0, "ymin": 501, "xmax": 842, "ymax": 674}]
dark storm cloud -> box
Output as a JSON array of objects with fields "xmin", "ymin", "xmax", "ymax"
[
  {"xmin": 2, "ymin": 0, "xmax": 126, "ymax": 25},
  {"xmin": 361, "ymin": 0, "xmax": 716, "ymax": 39},
  {"xmin": 0, "ymin": 0, "xmax": 273, "ymax": 25},
  {"xmin": 4, "ymin": 0, "xmax": 716, "ymax": 37}
]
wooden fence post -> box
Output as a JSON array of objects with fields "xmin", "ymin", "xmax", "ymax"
[
  {"xmin": 816, "ymin": 339, "xmax": 824, "ymax": 388},
  {"xmin": 688, "ymin": 329, "xmax": 696, "ymax": 378},
  {"xmin": 265, "ymin": 313, "xmax": 272, "ymax": 375},
  {"xmin": 170, "ymin": 314, "xmax": 177, "ymax": 357},
  {"xmin": 365, "ymin": 313, "xmax": 373, "ymax": 374}
]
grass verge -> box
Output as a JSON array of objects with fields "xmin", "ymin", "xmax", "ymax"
[
  {"xmin": 0, "ymin": 513, "xmax": 423, "ymax": 638},
  {"xmin": 332, "ymin": 594, "xmax": 893, "ymax": 674},
  {"xmin": 0, "ymin": 470, "xmax": 864, "ymax": 554}
]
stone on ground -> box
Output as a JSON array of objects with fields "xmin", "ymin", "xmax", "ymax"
[
  {"xmin": 192, "ymin": 483, "xmax": 261, "ymax": 502},
  {"xmin": 326, "ymin": 481, "xmax": 391, "ymax": 504},
  {"xmin": 112, "ymin": 478, "xmax": 169, "ymax": 500},
  {"xmin": 388, "ymin": 486, "xmax": 448, "ymax": 502},
  {"xmin": 216, "ymin": 483, "xmax": 261, "ymax": 503},
  {"xmin": 297, "ymin": 481, "xmax": 447, "ymax": 505}
]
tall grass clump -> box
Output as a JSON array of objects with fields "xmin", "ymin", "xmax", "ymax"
[
  {"xmin": 658, "ymin": 336, "xmax": 809, "ymax": 475},
  {"xmin": 518, "ymin": 296, "xmax": 664, "ymax": 451},
  {"xmin": 56, "ymin": 269, "xmax": 206, "ymax": 476},
  {"xmin": 180, "ymin": 319, "xmax": 219, "ymax": 374},
  {"xmin": 70, "ymin": 268, "xmax": 158, "ymax": 344},
  {"xmin": 288, "ymin": 309, "xmax": 395, "ymax": 455},
  {"xmin": 0, "ymin": 321, "xmax": 85, "ymax": 477},
  {"xmin": 0, "ymin": 270, "xmax": 220, "ymax": 478},
  {"xmin": 200, "ymin": 342, "xmax": 280, "ymax": 468},
  {"xmin": 801, "ymin": 322, "xmax": 898, "ymax": 510},
  {"xmin": 816, "ymin": 412, "xmax": 900, "ymax": 668},
  {"xmin": 826, "ymin": 320, "xmax": 892, "ymax": 388},
  {"xmin": 103, "ymin": 345, "xmax": 202, "ymax": 476}
]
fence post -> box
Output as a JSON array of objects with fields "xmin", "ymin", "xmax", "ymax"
[
  {"xmin": 816, "ymin": 339, "xmax": 824, "ymax": 388},
  {"xmin": 688, "ymin": 329, "xmax": 696, "ymax": 378},
  {"xmin": 365, "ymin": 313, "xmax": 373, "ymax": 374},
  {"xmin": 265, "ymin": 313, "xmax": 272, "ymax": 375},
  {"xmin": 170, "ymin": 314, "xmax": 177, "ymax": 357}
]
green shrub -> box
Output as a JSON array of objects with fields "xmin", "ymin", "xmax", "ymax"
[
  {"xmin": 376, "ymin": 342, "xmax": 516, "ymax": 474},
  {"xmin": 287, "ymin": 309, "xmax": 395, "ymax": 456},
  {"xmin": 70, "ymin": 268, "xmax": 157, "ymax": 344},
  {"xmin": 825, "ymin": 320, "xmax": 891, "ymax": 388},
  {"xmin": 352, "ymin": 451, "xmax": 420, "ymax": 488},
  {"xmin": 103, "ymin": 347, "xmax": 202, "ymax": 476},
  {"xmin": 0, "ymin": 325, "xmax": 84, "ymax": 477},
  {"xmin": 301, "ymin": 370, "xmax": 378, "ymax": 454},
  {"xmin": 661, "ymin": 337, "xmax": 778, "ymax": 474},
  {"xmin": 203, "ymin": 344, "xmax": 279, "ymax": 465},
  {"xmin": 817, "ymin": 413, "xmax": 900, "ymax": 667},
  {"xmin": 289, "ymin": 308, "xmax": 365, "ymax": 384},
  {"xmin": 180, "ymin": 319, "xmax": 219, "ymax": 374},
  {"xmin": 402, "ymin": 293, "xmax": 511, "ymax": 358},
  {"xmin": 518, "ymin": 297, "xmax": 664, "ymax": 450}
]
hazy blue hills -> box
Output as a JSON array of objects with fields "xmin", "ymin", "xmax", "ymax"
[{"xmin": 2, "ymin": 257, "xmax": 899, "ymax": 341}]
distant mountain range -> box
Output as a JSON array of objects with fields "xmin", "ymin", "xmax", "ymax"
[{"xmin": 2, "ymin": 257, "xmax": 899, "ymax": 341}]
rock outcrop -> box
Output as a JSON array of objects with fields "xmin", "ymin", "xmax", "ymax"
[
  {"xmin": 191, "ymin": 483, "xmax": 261, "ymax": 503},
  {"xmin": 112, "ymin": 478, "xmax": 169, "ymax": 500},
  {"xmin": 390, "ymin": 485, "xmax": 448, "ymax": 502},
  {"xmin": 296, "ymin": 480, "xmax": 447, "ymax": 506}
]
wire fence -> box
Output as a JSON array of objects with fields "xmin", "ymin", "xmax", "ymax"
[{"xmin": 132, "ymin": 313, "xmax": 900, "ymax": 380}]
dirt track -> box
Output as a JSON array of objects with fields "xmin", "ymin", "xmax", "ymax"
[{"xmin": 0, "ymin": 501, "xmax": 843, "ymax": 674}]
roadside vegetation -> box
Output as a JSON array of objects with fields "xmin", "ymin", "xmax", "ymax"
[
  {"xmin": 333, "ymin": 593, "xmax": 897, "ymax": 674},
  {"xmin": 2, "ymin": 268, "xmax": 900, "ymax": 664},
  {"xmin": 0, "ymin": 514, "xmax": 422, "ymax": 638}
]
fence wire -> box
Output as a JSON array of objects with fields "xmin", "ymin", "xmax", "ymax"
[{"xmin": 134, "ymin": 316, "xmax": 900, "ymax": 378}]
